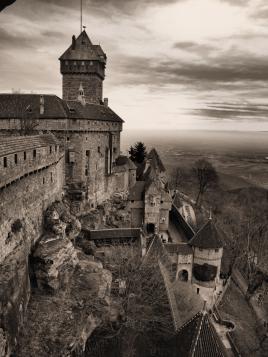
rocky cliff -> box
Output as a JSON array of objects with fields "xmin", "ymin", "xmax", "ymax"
[{"xmin": 0, "ymin": 200, "xmax": 120, "ymax": 357}]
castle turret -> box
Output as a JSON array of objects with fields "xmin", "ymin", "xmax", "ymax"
[
  {"xmin": 59, "ymin": 30, "xmax": 106, "ymax": 104},
  {"xmin": 189, "ymin": 219, "xmax": 224, "ymax": 306}
]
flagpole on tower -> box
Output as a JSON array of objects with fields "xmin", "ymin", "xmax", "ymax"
[{"xmin": 80, "ymin": 0, "xmax": 83, "ymax": 33}]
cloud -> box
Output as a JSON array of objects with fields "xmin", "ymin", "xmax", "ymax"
[
  {"xmin": 113, "ymin": 48, "xmax": 268, "ymax": 89},
  {"xmin": 220, "ymin": 0, "xmax": 250, "ymax": 6},
  {"xmin": 173, "ymin": 41, "xmax": 216, "ymax": 55},
  {"xmin": 191, "ymin": 102, "xmax": 268, "ymax": 121}
]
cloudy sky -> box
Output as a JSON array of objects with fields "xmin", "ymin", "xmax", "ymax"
[{"xmin": 1, "ymin": 0, "xmax": 268, "ymax": 131}]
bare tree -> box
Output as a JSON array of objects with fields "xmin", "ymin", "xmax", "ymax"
[
  {"xmin": 193, "ymin": 159, "xmax": 218, "ymax": 206},
  {"xmin": 87, "ymin": 246, "xmax": 173, "ymax": 357},
  {"xmin": 20, "ymin": 105, "xmax": 39, "ymax": 135}
]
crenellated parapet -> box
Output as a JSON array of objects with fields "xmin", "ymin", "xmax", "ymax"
[{"xmin": 0, "ymin": 135, "xmax": 63, "ymax": 190}]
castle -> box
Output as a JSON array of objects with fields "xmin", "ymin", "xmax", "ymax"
[
  {"xmin": 0, "ymin": 29, "xmax": 230, "ymax": 356},
  {"xmin": 0, "ymin": 30, "xmax": 136, "ymax": 210}
]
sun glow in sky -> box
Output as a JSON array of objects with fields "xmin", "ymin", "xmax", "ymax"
[{"xmin": 1, "ymin": 0, "xmax": 268, "ymax": 131}]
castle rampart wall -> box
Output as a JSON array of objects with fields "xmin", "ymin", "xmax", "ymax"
[
  {"xmin": 0, "ymin": 136, "xmax": 65, "ymax": 263},
  {"xmin": 0, "ymin": 118, "xmax": 122, "ymax": 133}
]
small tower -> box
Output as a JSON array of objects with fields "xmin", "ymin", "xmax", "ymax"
[
  {"xmin": 59, "ymin": 30, "xmax": 107, "ymax": 104},
  {"xmin": 189, "ymin": 219, "xmax": 224, "ymax": 306}
]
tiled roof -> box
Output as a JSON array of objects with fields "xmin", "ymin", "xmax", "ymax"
[
  {"xmin": 147, "ymin": 148, "xmax": 166, "ymax": 172},
  {"xmin": 116, "ymin": 156, "xmax": 137, "ymax": 170},
  {"xmin": 59, "ymin": 31, "xmax": 106, "ymax": 62},
  {"xmin": 0, "ymin": 94, "xmax": 67, "ymax": 119},
  {"xmin": 88, "ymin": 228, "xmax": 141, "ymax": 240},
  {"xmin": 165, "ymin": 243, "xmax": 193, "ymax": 255},
  {"xmin": 189, "ymin": 220, "xmax": 223, "ymax": 249},
  {"xmin": 65, "ymin": 101, "xmax": 123, "ymax": 122},
  {"xmin": 0, "ymin": 94, "xmax": 123, "ymax": 123},
  {"xmin": 0, "ymin": 134, "xmax": 59, "ymax": 157},
  {"xmin": 175, "ymin": 311, "xmax": 228, "ymax": 356},
  {"xmin": 129, "ymin": 181, "xmax": 145, "ymax": 201}
]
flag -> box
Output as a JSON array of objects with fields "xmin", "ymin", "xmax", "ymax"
[{"xmin": 0, "ymin": 0, "xmax": 16, "ymax": 12}]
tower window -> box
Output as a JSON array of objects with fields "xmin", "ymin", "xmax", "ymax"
[
  {"xmin": 90, "ymin": 61, "xmax": 93, "ymax": 66},
  {"xmin": 43, "ymin": 177, "xmax": 45, "ymax": 185},
  {"xmin": 51, "ymin": 172, "xmax": 53, "ymax": 182},
  {"xmin": 33, "ymin": 150, "xmax": 36, "ymax": 159},
  {"xmin": 85, "ymin": 169, "xmax": 89, "ymax": 176},
  {"xmin": 24, "ymin": 152, "xmax": 27, "ymax": 160},
  {"xmin": 81, "ymin": 61, "xmax": 85, "ymax": 66},
  {"xmin": 74, "ymin": 61, "xmax": 77, "ymax": 66},
  {"xmin": 50, "ymin": 146, "xmax": 52, "ymax": 154},
  {"xmin": 86, "ymin": 150, "xmax": 90, "ymax": 157},
  {"xmin": 98, "ymin": 146, "xmax": 101, "ymax": 153},
  {"xmin": 66, "ymin": 137, "xmax": 70, "ymax": 142},
  {"xmin": 14, "ymin": 154, "xmax": 18, "ymax": 164},
  {"xmin": 3, "ymin": 157, "xmax": 7, "ymax": 168}
]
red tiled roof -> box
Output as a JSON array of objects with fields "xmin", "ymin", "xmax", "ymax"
[{"xmin": 189, "ymin": 220, "xmax": 223, "ymax": 249}]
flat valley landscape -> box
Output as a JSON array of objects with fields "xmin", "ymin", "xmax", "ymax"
[{"xmin": 122, "ymin": 130, "xmax": 268, "ymax": 191}]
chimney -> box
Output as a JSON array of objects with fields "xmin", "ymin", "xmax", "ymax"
[
  {"xmin": 40, "ymin": 95, "xmax": 45, "ymax": 115},
  {"xmin": 72, "ymin": 35, "xmax": 76, "ymax": 50},
  {"xmin": 104, "ymin": 98, "xmax": 109, "ymax": 107}
]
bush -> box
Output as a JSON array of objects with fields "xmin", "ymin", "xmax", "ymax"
[{"xmin": 11, "ymin": 219, "xmax": 23, "ymax": 233}]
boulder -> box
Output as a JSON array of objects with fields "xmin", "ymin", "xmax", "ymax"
[{"xmin": 33, "ymin": 237, "xmax": 79, "ymax": 293}]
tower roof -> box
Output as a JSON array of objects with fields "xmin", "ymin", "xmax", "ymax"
[
  {"xmin": 147, "ymin": 148, "xmax": 166, "ymax": 172},
  {"xmin": 189, "ymin": 220, "xmax": 223, "ymax": 249},
  {"xmin": 175, "ymin": 311, "xmax": 228, "ymax": 356},
  {"xmin": 59, "ymin": 31, "xmax": 106, "ymax": 62}
]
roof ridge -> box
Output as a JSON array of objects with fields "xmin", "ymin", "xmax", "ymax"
[{"xmin": 190, "ymin": 311, "xmax": 206, "ymax": 355}]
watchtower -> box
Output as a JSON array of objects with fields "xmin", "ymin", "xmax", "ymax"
[{"xmin": 59, "ymin": 31, "xmax": 106, "ymax": 104}]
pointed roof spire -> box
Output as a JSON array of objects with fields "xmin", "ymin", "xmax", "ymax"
[
  {"xmin": 189, "ymin": 220, "xmax": 223, "ymax": 249},
  {"xmin": 175, "ymin": 311, "xmax": 228, "ymax": 356},
  {"xmin": 59, "ymin": 31, "xmax": 106, "ymax": 62}
]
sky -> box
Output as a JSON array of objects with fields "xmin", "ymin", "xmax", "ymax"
[{"xmin": 1, "ymin": 0, "xmax": 268, "ymax": 131}]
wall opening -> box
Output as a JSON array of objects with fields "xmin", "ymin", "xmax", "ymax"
[
  {"xmin": 178, "ymin": 269, "xmax": 189, "ymax": 282},
  {"xmin": 147, "ymin": 223, "xmax": 155, "ymax": 234}
]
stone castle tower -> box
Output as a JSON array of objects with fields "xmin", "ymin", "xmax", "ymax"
[{"xmin": 59, "ymin": 31, "xmax": 106, "ymax": 104}]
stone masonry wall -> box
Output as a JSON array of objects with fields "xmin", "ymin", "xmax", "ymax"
[
  {"xmin": 62, "ymin": 73, "xmax": 103, "ymax": 104},
  {"xmin": 0, "ymin": 118, "xmax": 122, "ymax": 133},
  {"xmin": 0, "ymin": 157, "xmax": 64, "ymax": 263}
]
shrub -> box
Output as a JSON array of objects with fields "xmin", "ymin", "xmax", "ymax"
[{"xmin": 11, "ymin": 219, "xmax": 23, "ymax": 233}]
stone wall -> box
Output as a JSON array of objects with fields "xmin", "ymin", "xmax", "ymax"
[
  {"xmin": 0, "ymin": 156, "xmax": 64, "ymax": 263},
  {"xmin": 0, "ymin": 142, "xmax": 60, "ymax": 189},
  {"xmin": 63, "ymin": 131, "xmax": 121, "ymax": 205},
  {"xmin": 193, "ymin": 247, "xmax": 223, "ymax": 282},
  {"xmin": 62, "ymin": 73, "xmax": 103, "ymax": 104},
  {"xmin": 0, "ymin": 118, "xmax": 122, "ymax": 133}
]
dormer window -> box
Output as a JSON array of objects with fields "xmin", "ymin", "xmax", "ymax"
[
  {"xmin": 81, "ymin": 61, "xmax": 85, "ymax": 66},
  {"xmin": 74, "ymin": 61, "xmax": 77, "ymax": 66},
  {"xmin": 90, "ymin": 61, "xmax": 93, "ymax": 66}
]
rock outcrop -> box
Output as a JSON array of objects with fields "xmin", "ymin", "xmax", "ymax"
[
  {"xmin": 1, "ymin": 199, "xmax": 122, "ymax": 356},
  {"xmin": 0, "ymin": 245, "xmax": 30, "ymax": 356},
  {"xmin": 16, "ymin": 200, "xmax": 117, "ymax": 356}
]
